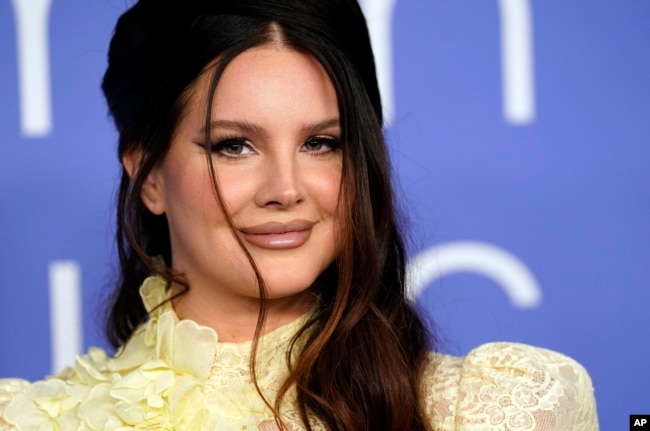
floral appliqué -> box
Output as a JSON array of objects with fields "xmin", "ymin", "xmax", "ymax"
[{"xmin": 3, "ymin": 277, "xmax": 216, "ymax": 430}]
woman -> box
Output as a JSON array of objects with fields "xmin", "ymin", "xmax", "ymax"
[{"xmin": 0, "ymin": 0, "xmax": 598, "ymax": 429}]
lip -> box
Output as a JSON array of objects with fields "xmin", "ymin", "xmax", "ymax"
[{"xmin": 239, "ymin": 220, "xmax": 316, "ymax": 250}]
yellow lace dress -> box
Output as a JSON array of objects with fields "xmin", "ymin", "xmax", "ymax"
[{"xmin": 0, "ymin": 277, "xmax": 598, "ymax": 430}]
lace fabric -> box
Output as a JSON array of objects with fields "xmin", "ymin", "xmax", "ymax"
[
  {"xmin": 423, "ymin": 343, "xmax": 598, "ymax": 430},
  {"xmin": 0, "ymin": 276, "xmax": 598, "ymax": 430}
]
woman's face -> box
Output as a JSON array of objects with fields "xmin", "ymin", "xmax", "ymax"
[{"xmin": 141, "ymin": 46, "xmax": 342, "ymax": 304}]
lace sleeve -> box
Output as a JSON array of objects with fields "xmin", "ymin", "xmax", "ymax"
[
  {"xmin": 0, "ymin": 379, "xmax": 28, "ymax": 431},
  {"xmin": 423, "ymin": 343, "xmax": 598, "ymax": 430}
]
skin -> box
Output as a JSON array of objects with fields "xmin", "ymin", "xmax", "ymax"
[{"xmin": 125, "ymin": 45, "xmax": 342, "ymax": 342}]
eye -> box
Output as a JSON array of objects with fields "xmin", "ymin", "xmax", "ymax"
[
  {"xmin": 301, "ymin": 136, "xmax": 340, "ymax": 153},
  {"xmin": 210, "ymin": 138, "xmax": 253, "ymax": 157}
]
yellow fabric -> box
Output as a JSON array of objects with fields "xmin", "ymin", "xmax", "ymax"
[{"xmin": 0, "ymin": 276, "xmax": 598, "ymax": 430}]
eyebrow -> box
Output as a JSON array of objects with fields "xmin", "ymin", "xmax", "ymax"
[{"xmin": 202, "ymin": 118, "xmax": 341, "ymax": 135}]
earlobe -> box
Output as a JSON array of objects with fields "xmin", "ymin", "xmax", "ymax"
[
  {"xmin": 141, "ymin": 171, "xmax": 166, "ymax": 215},
  {"xmin": 121, "ymin": 151, "xmax": 166, "ymax": 216}
]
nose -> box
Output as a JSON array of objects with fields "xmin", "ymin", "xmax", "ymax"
[{"xmin": 254, "ymin": 154, "xmax": 306, "ymax": 208}]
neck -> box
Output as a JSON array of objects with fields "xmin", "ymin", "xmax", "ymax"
[{"xmin": 171, "ymin": 284, "xmax": 316, "ymax": 343}]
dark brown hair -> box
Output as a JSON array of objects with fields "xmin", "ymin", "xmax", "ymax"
[{"xmin": 102, "ymin": 1, "xmax": 434, "ymax": 429}]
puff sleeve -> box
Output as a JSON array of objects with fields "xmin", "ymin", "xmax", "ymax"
[{"xmin": 423, "ymin": 342, "xmax": 599, "ymax": 430}]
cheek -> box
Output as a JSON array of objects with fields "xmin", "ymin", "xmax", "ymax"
[
  {"xmin": 311, "ymin": 166, "xmax": 342, "ymax": 215},
  {"xmin": 161, "ymin": 158, "xmax": 215, "ymax": 222},
  {"xmin": 214, "ymin": 169, "xmax": 258, "ymax": 215}
]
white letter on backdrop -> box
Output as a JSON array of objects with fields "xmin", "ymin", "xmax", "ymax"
[
  {"xmin": 49, "ymin": 261, "xmax": 83, "ymax": 374},
  {"xmin": 497, "ymin": 0, "xmax": 536, "ymax": 124},
  {"xmin": 359, "ymin": 0, "xmax": 397, "ymax": 126},
  {"xmin": 11, "ymin": 0, "xmax": 53, "ymax": 137},
  {"xmin": 407, "ymin": 241, "xmax": 542, "ymax": 308}
]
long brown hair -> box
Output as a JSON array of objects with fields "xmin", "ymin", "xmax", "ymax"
[{"xmin": 102, "ymin": 1, "xmax": 434, "ymax": 429}]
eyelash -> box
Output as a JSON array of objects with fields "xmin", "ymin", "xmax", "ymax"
[
  {"xmin": 301, "ymin": 136, "xmax": 341, "ymax": 154},
  {"xmin": 207, "ymin": 137, "xmax": 251, "ymax": 158},
  {"xmin": 200, "ymin": 135, "xmax": 341, "ymax": 159}
]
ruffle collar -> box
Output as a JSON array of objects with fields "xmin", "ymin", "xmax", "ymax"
[
  {"xmin": 138, "ymin": 275, "xmax": 311, "ymax": 360},
  {"xmin": 2, "ymin": 276, "xmax": 311, "ymax": 430}
]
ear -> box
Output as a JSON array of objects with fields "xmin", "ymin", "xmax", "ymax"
[{"xmin": 122, "ymin": 150, "xmax": 166, "ymax": 216}]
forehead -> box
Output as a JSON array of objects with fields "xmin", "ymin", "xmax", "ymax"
[{"xmin": 182, "ymin": 46, "xmax": 339, "ymax": 126}]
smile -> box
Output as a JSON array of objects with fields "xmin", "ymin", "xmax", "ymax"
[{"xmin": 239, "ymin": 220, "xmax": 316, "ymax": 250}]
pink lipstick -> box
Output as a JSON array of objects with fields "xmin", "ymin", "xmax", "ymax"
[{"xmin": 239, "ymin": 220, "xmax": 315, "ymax": 249}]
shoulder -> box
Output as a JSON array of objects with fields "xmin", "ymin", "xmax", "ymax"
[
  {"xmin": 422, "ymin": 342, "xmax": 599, "ymax": 431},
  {"xmin": 0, "ymin": 310, "xmax": 214, "ymax": 430},
  {"xmin": 0, "ymin": 379, "xmax": 29, "ymax": 430},
  {"xmin": 0, "ymin": 379, "xmax": 29, "ymax": 403},
  {"xmin": 0, "ymin": 379, "xmax": 29, "ymax": 406},
  {"xmin": 0, "ymin": 347, "xmax": 117, "ymax": 430}
]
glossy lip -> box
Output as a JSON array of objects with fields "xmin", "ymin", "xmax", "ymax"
[{"xmin": 239, "ymin": 219, "xmax": 316, "ymax": 250}]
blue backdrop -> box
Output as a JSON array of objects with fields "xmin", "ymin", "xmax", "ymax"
[{"xmin": 1, "ymin": 1, "xmax": 648, "ymax": 429}]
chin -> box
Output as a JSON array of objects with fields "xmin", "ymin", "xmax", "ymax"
[{"xmin": 261, "ymin": 275, "xmax": 319, "ymax": 299}]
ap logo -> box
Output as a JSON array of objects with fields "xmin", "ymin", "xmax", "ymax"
[{"xmin": 631, "ymin": 415, "xmax": 650, "ymax": 428}]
